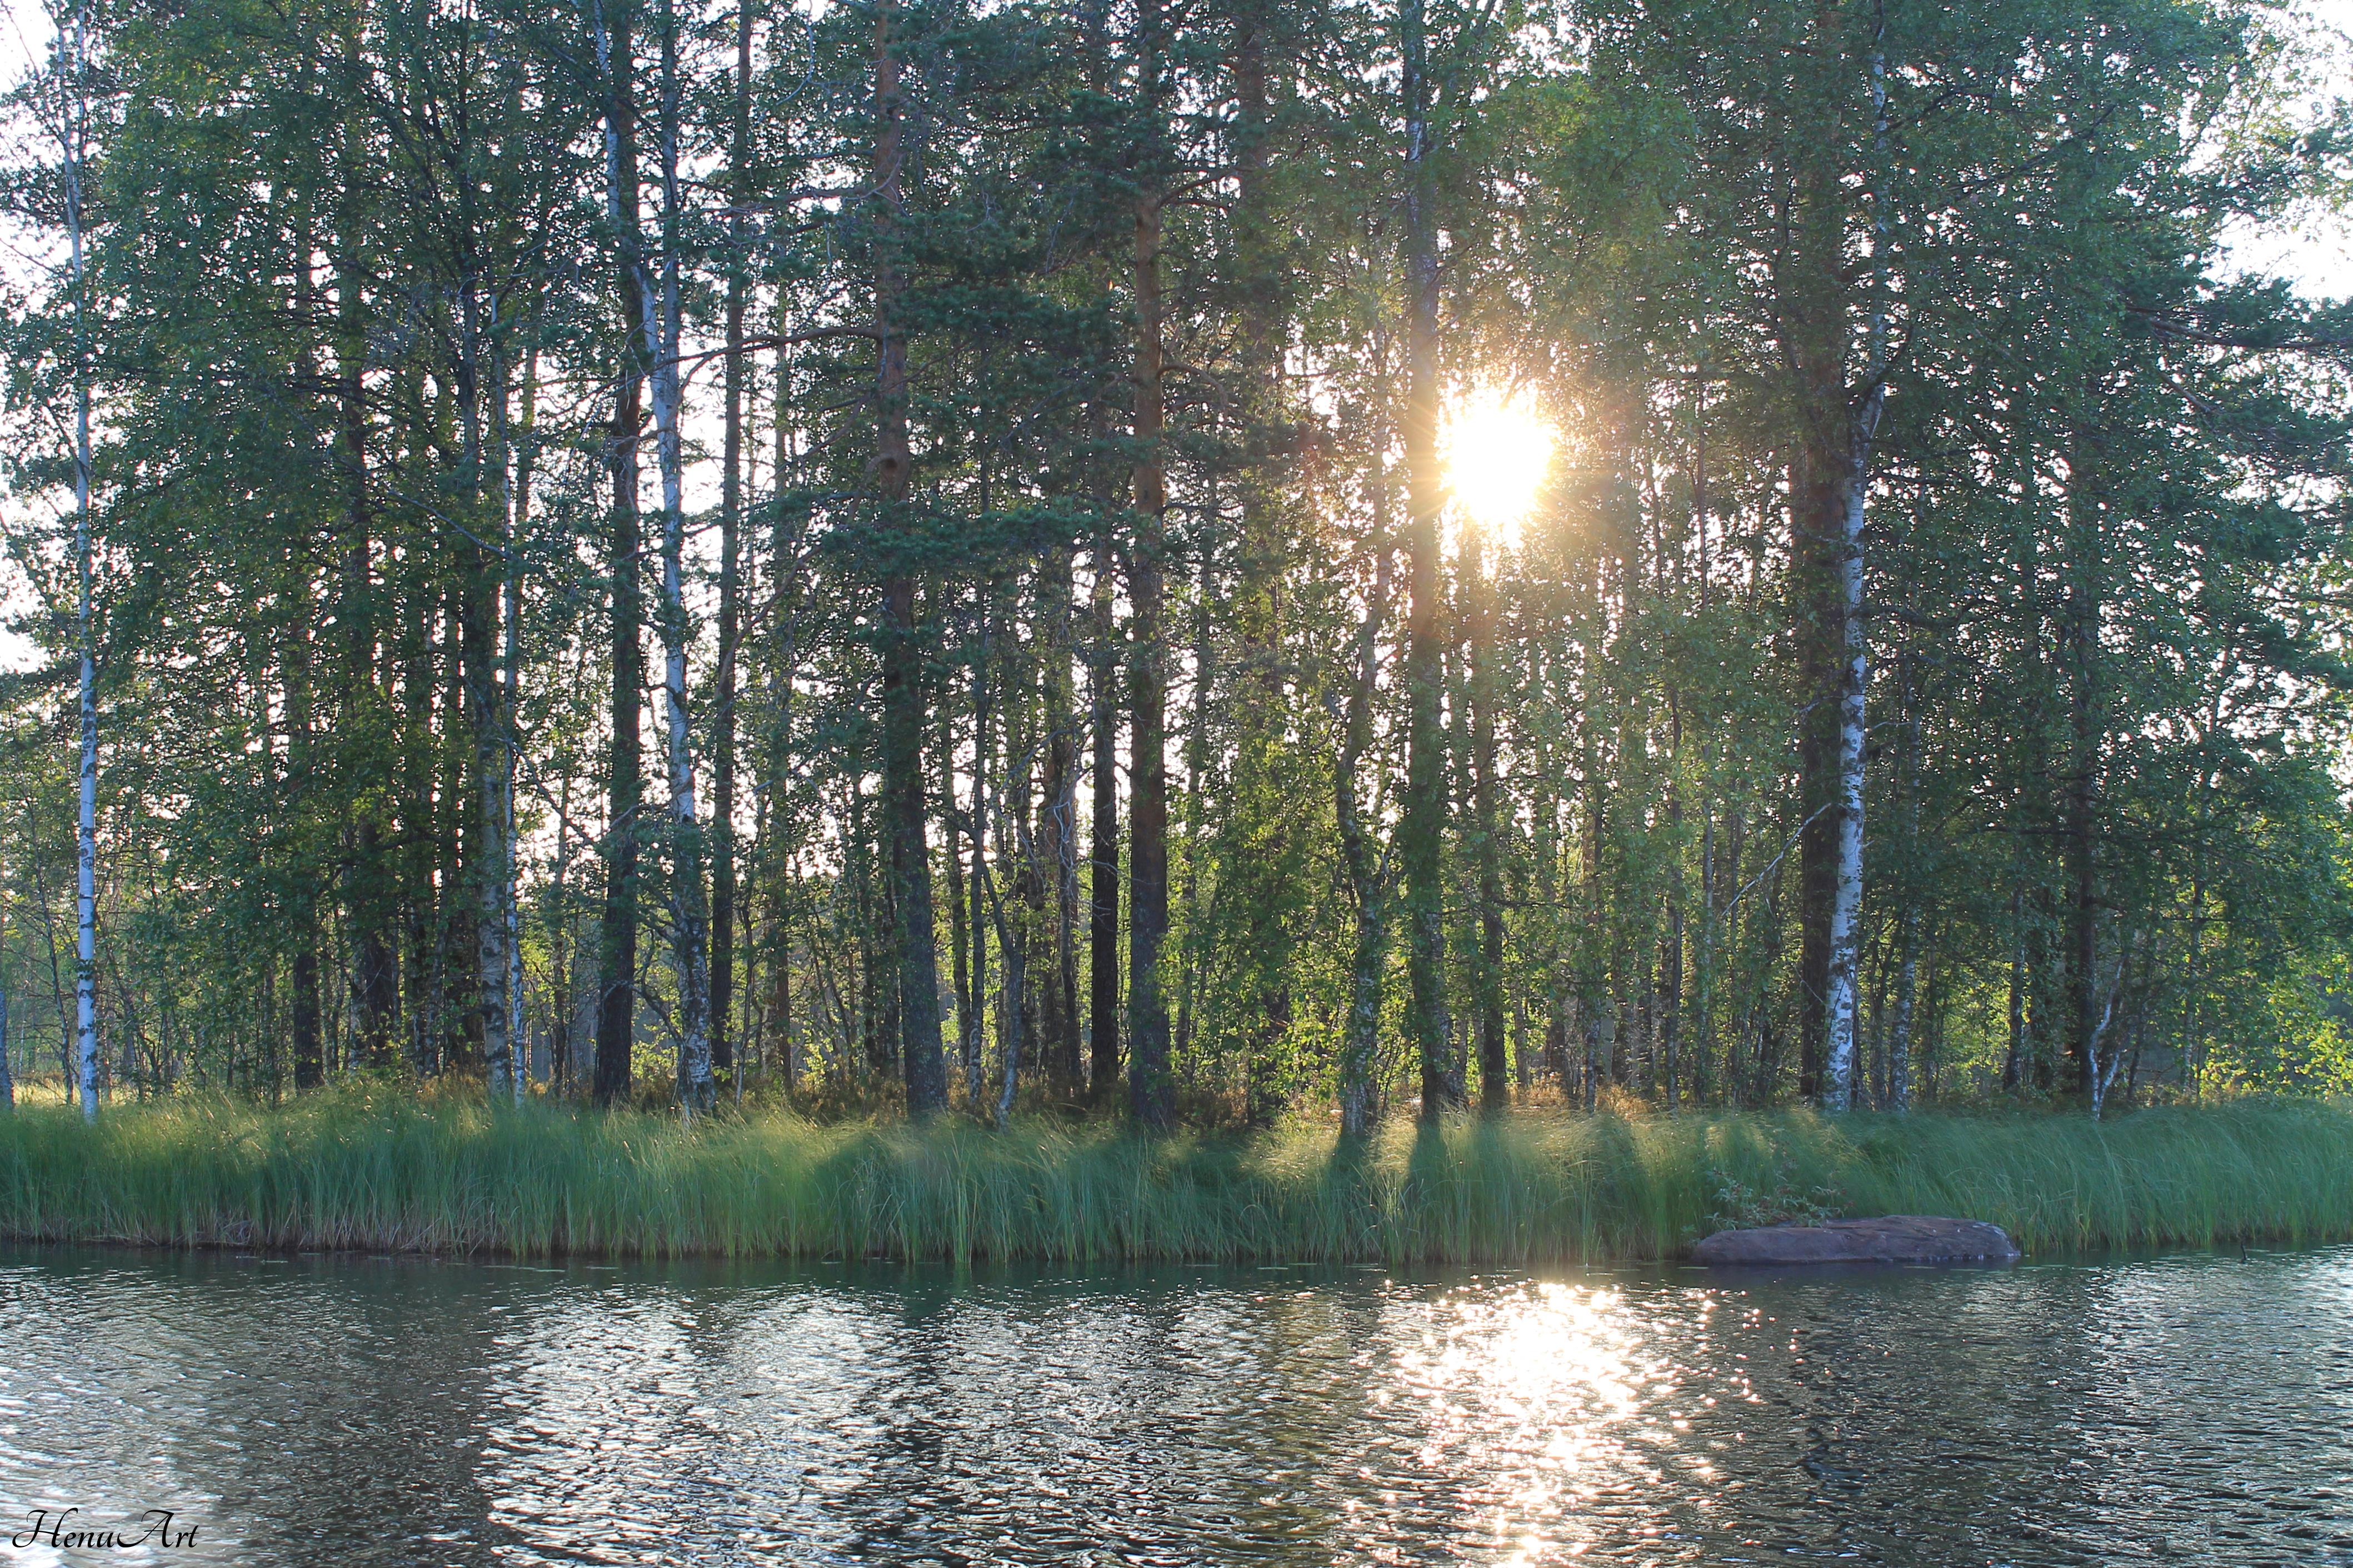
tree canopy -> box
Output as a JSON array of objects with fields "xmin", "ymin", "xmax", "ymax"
[{"xmin": 2, "ymin": 0, "xmax": 2349, "ymax": 1117}]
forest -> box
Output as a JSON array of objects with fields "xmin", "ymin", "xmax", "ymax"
[{"xmin": 2, "ymin": 0, "xmax": 2350, "ymax": 1131}]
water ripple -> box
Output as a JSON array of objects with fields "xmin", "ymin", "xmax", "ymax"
[{"xmin": 1, "ymin": 1247, "xmax": 2347, "ymax": 1565}]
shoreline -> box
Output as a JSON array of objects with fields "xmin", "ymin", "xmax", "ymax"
[
  {"xmin": 3, "ymin": 1229, "xmax": 2340, "ymax": 1271},
  {"xmin": 3, "ymin": 1091, "xmax": 2347, "ymax": 1267}
]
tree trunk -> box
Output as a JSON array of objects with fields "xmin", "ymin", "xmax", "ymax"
[
  {"xmin": 1889, "ymin": 911, "xmax": 1917, "ymax": 1110},
  {"xmin": 1819, "ymin": 442, "xmax": 1869, "ymax": 1110},
  {"xmin": 1177, "ymin": 552, "xmax": 1216, "ymax": 1085},
  {"xmin": 1335, "ymin": 435, "xmax": 1394, "ymax": 1140},
  {"xmin": 63, "ymin": 4, "xmax": 97, "ymax": 1120},
  {"xmin": 280, "ymin": 201, "xmax": 324, "ymax": 1092},
  {"xmin": 1398, "ymin": 0, "xmax": 1452, "ymax": 1119},
  {"xmin": 1789, "ymin": 24, "xmax": 1889, "ymax": 1113},
  {"xmin": 2064, "ymin": 425, "xmax": 2102, "ymax": 1099},
  {"xmin": 970, "ymin": 598, "xmax": 996, "ymax": 1107},
  {"xmin": 1038, "ymin": 550, "xmax": 1082, "ymax": 1090},
  {"xmin": 1466, "ymin": 527, "xmax": 1507, "ymax": 1110},
  {"xmin": 872, "ymin": 0, "xmax": 950, "ymax": 1116},
  {"xmin": 1791, "ymin": 416, "xmax": 1839, "ymax": 1103},
  {"xmin": 288, "ymin": 623, "xmax": 325, "ymax": 1093},
  {"xmin": 1123, "ymin": 0, "xmax": 1175, "ymax": 1128},
  {"xmin": 502, "ymin": 347, "xmax": 538, "ymax": 1100},
  {"xmin": 760, "ymin": 308, "xmax": 804, "ymax": 1091},
  {"xmin": 2003, "ymin": 878, "xmax": 2025, "ymax": 1093},
  {"xmin": 1087, "ymin": 544, "xmax": 1121, "ymax": 1099},
  {"xmin": 1008, "ymin": 625, "xmax": 1045, "ymax": 1093},
  {"xmin": 593, "ymin": 0, "xmax": 647, "ymax": 1107},
  {"xmin": 549, "ymin": 761, "xmax": 576, "ymax": 1095},
  {"xmin": 1662, "ymin": 853, "xmax": 1683, "ymax": 1111},
  {"xmin": 467, "ymin": 439, "xmax": 513, "ymax": 1104},
  {"xmin": 336, "ymin": 87, "xmax": 396, "ymax": 1066},
  {"xmin": 0, "ymin": 938, "xmax": 11, "ymax": 1111},
  {"xmin": 711, "ymin": 0, "xmax": 753, "ymax": 1087},
  {"xmin": 1128, "ymin": 177, "xmax": 1173, "ymax": 1128},
  {"xmin": 1229, "ymin": 9, "xmax": 1293, "ymax": 1119},
  {"xmin": 1887, "ymin": 655, "xmax": 1919, "ymax": 1111},
  {"xmin": 942, "ymin": 706, "xmax": 971, "ymax": 1086},
  {"xmin": 646, "ymin": 0, "xmax": 714, "ymax": 1115}
]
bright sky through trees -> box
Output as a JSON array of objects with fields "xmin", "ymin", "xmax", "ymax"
[{"xmin": 1442, "ymin": 390, "xmax": 1557, "ymax": 548}]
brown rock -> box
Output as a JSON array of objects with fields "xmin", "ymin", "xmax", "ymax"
[{"xmin": 1690, "ymin": 1214, "xmax": 2021, "ymax": 1266}]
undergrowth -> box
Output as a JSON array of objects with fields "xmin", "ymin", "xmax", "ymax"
[{"xmin": 1, "ymin": 1087, "xmax": 2346, "ymax": 1265}]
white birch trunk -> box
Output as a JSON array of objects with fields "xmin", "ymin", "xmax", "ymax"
[
  {"xmin": 64, "ymin": 1, "xmax": 99, "ymax": 1122},
  {"xmin": 503, "ymin": 349, "xmax": 537, "ymax": 1103},
  {"xmin": 503, "ymin": 531, "xmax": 524, "ymax": 1103},
  {"xmin": 1820, "ymin": 37, "xmax": 1893, "ymax": 1114},
  {"xmin": 74, "ymin": 446, "xmax": 97, "ymax": 1122},
  {"xmin": 1820, "ymin": 465, "xmax": 1867, "ymax": 1111},
  {"xmin": 478, "ymin": 711, "xmax": 512, "ymax": 1103},
  {"xmin": 2086, "ymin": 937, "xmax": 2135, "ymax": 1120},
  {"xmin": 646, "ymin": 0, "xmax": 712, "ymax": 1113}
]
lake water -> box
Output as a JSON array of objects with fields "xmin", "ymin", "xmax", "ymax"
[{"xmin": 1, "ymin": 1242, "xmax": 2347, "ymax": 1565}]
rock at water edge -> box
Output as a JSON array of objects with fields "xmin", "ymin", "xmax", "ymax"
[{"xmin": 1690, "ymin": 1214, "xmax": 2021, "ymax": 1266}]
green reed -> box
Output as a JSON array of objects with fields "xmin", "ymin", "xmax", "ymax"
[{"xmin": 1, "ymin": 1086, "xmax": 2347, "ymax": 1264}]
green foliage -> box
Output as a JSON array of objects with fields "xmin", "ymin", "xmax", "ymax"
[
  {"xmin": 1701, "ymin": 1162, "xmax": 1844, "ymax": 1236},
  {"xmin": 0, "ymin": 0, "xmax": 2349, "ymax": 1119}
]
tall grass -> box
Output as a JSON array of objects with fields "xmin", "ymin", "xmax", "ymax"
[{"xmin": 1, "ymin": 1087, "xmax": 2347, "ymax": 1264}]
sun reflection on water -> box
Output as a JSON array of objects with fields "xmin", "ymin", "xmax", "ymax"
[
  {"xmin": 1371, "ymin": 1281, "xmax": 1717, "ymax": 1564},
  {"xmin": 7, "ymin": 1249, "xmax": 2348, "ymax": 1565}
]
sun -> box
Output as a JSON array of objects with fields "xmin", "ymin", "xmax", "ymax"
[{"xmin": 1442, "ymin": 389, "xmax": 1556, "ymax": 547}]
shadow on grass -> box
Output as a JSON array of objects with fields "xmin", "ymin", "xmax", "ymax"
[{"xmin": 6, "ymin": 1085, "xmax": 2352, "ymax": 1265}]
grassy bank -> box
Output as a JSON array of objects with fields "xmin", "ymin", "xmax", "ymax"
[{"xmin": 1, "ymin": 1088, "xmax": 2348, "ymax": 1265}]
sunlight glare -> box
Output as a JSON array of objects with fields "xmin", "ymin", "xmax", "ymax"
[{"xmin": 1443, "ymin": 389, "xmax": 1556, "ymax": 546}]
